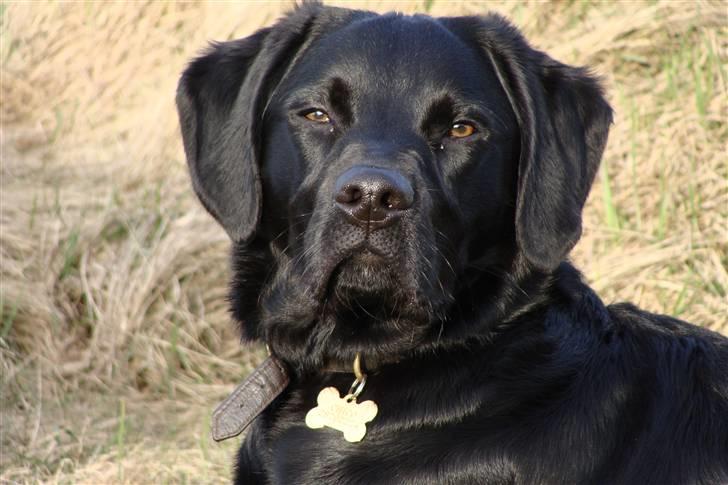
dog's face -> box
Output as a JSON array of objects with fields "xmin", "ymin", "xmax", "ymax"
[
  {"xmin": 177, "ymin": 5, "xmax": 612, "ymax": 370},
  {"xmin": 256, "ymin": 14, "xmax": 521, "ymax": 364}
]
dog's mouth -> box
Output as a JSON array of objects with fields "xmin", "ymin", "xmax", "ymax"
[
  {"xmin": 328, "ymin": 246, "xmax": 400, "ymax": 296},
  {"xmin": 318, "ymin": 245, "xmax": 436, "ymax": 338},
  {"xmin": 311, "ymin": 233, "xmax": 451, "ymax": 324},
  {"xmin": 260, "ymin": 221, "xmax": 457, "ymax": 368}
]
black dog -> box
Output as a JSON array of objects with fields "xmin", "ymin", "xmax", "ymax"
[{"xmin": 177, "ymin": 4, "xmax": 728, "ymax": 484}]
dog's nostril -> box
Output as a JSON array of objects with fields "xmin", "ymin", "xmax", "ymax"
[
  {"xmin": 349, "ymin": 187, "xmax": 362, "ymax": 203},
  {"xmin": 335, "ymin": 186, "xmax": 362, "ymax": 205},
  {"xmin": 381, "ymin": 191, "xmax": 395, "ymax": 209}
]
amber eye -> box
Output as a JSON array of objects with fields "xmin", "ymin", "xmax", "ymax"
[
  {"xmin": 448, "ymin": 122, "xmax": 476, "ymax": 138},
  {"xmin": 303, "ymin": 109, "xmax": 331, "ymax": 123}
]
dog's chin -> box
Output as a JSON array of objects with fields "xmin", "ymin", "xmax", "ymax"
[
  {"xmin": 312, "ymin": 252, "xmax": 438, "ymax": 368},
  {"xmin": 261, "ymin": 247, "xmax": 450, "ymax": 371},
  {"xmin": 329, "ymin": 249, "xmax": 400, "ymax": 296}
]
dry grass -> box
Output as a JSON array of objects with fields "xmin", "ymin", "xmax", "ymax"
[{"xmin": 1, "ymin": 0, "xmax": 726, "ymax": 483}]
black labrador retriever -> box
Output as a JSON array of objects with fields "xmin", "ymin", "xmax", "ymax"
[{"xmin": 176, "ymin": 4, "xmax": 728, "ymax": 484}]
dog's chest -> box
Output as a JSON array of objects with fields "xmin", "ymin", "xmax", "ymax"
[
  {"xmin": 254, "ymin": 359, "xmax": 625, "ymax": 485},
  {"xmin": 260, "ymin": 375, "xmax": 522, "ymax": 485},
  {"xmin": 266, "ymin": 419, "xmax": 516, "ymax": 485}
]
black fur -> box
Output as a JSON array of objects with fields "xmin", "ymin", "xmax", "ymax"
[{"xmin": 177, "ymin": 4, "xmax": 728, "ymax": 484}]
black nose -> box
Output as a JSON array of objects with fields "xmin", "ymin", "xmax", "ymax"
[{"xmin": 334, "ymin": 166, "xmax": 414, "ymax": 229}]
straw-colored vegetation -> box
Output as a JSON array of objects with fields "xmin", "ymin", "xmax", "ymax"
[{"xmin": 1, "ymin": 1, "xmax": 726, "ymax": 483}]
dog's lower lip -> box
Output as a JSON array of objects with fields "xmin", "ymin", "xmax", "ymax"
[
  {"xmin": 324, "ymin": 248, "xmax": 398, "ymax": 295},
  {"xmin": 353, "ymin": 247, "xmax": 387, "ymax": 264}
]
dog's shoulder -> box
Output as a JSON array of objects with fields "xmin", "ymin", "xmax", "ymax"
[
  {"xmin": 541, "ymin": 265, "xmax": 727, "ymax": 406},
  {"xmin": 547, "ymin": 265, "xmax": 726, "ymax": 366},
  {"xmin": 528, "ymin": 270, "xmax": 728, "ymax": 482},
  {"xmin": 605, "ymin": 301, "xmax": 728, "ymax": 392},
  {"xmin": 607, "ymin": 301, "xmax": 727, "ymax": 360},
  {"xmin": 577, "ymin": 275, "xmax": 725, "ymax": 398}
]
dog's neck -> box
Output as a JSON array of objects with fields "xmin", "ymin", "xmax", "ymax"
[{"xmin": 269, "ymin": 259, "xmax": 580, "ymax": 378}]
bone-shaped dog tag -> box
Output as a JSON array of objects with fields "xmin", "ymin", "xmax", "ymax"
[{"xmin": 305, "ymin": 387, "xmax": 378, "ymax": 442}]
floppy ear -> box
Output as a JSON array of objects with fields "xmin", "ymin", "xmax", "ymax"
[
  {"xmin": 511, "ymin": 54, "xmax": 613, "ymax": 271},
  {"xmin": 176, "ymin": 5, "xmax": 322, "ymax": 242},
  {"xmin": 450, "ymin": 15, "xmax": 613, "ymax": 270}
]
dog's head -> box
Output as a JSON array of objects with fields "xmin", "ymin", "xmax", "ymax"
[{"xmin": 177, "ymin": 4, "xmax": 612, "ymax": 371}]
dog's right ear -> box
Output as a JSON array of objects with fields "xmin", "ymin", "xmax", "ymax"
[{"xmin": 176, "ymin": 5, "xmax": 322, "ymax": 242}]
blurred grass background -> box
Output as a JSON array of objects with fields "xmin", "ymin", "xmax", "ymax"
[{"xmin": 1, "ymin": 0, "xmax": 726, "ymax": 483}]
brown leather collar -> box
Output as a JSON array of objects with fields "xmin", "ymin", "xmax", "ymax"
[
  {"xmin": 211, "ymin": 354, "xmax": 374, "ymax": 442},
  {"xmin": 211, "ymin": 356, "xmax": 289, "ymax": 442}
]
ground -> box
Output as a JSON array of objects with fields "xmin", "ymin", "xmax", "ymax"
[{"xmin": 1, "ymin": 1, "xmax": 726, "ymax": 483}]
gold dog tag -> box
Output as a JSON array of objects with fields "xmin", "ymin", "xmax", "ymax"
[
  {"xmin": 305, "ymin": 353, "xmax": 377, "ymax": 442},
  {"xmin": 305, "ymin": 386, "xmax": 378, "ymax": 442}
]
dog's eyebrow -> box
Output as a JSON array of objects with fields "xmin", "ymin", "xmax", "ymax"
[
  {"xmin": 422, "ymin": 93, "xmax": 508, "ymax": 135},
  {"xmin": 328, "ymin": 77, "xmax": 353, "ymax": 125},
  {"xmin": 466, "ymin": 101, "xmax": 508, "ymax": 133},
  {"xmin": 421, "ymin": 95, "xmax": 455, "ymax": 134}
]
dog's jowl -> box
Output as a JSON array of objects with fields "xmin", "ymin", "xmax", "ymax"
[{"xmin": 177, "ymin": 4, "xmax": 728, "ymax": 484}]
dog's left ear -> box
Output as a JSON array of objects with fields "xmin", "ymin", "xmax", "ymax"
[{"xmin": 446, "ymin": 15, "xmax": 613, "ymax": 271}]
